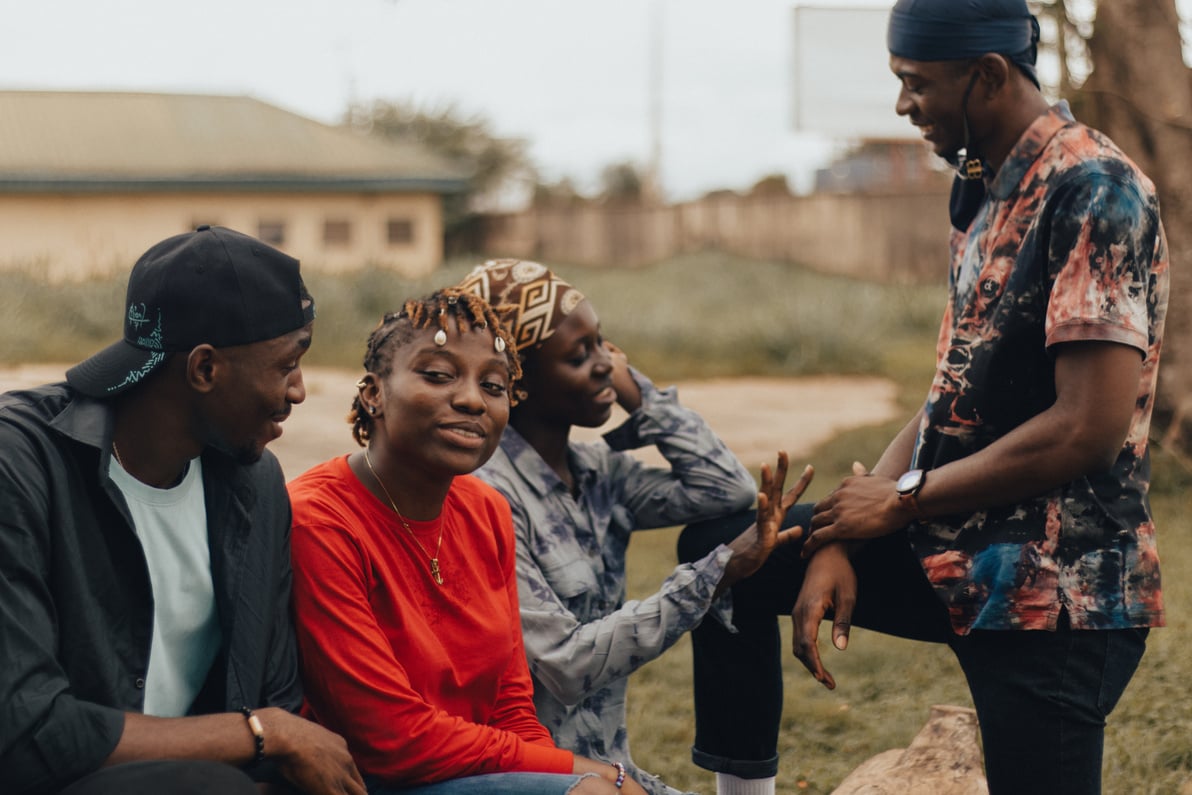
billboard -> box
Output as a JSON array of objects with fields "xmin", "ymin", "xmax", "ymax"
[{"xmin": 792, "ymin": 3, "xmax": 918, "ymax": 141}]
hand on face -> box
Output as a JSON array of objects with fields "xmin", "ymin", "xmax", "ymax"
[{"xmin": 603, "ymin": 340, "xmax": 642, "ymax": 413}]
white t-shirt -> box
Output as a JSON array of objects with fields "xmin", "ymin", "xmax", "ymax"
[{"xmin": 109, "ymin": 456, "xmax": 222, "ymax": 717}]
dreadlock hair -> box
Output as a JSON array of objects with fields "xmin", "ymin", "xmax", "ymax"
[{"xmin": 348, "ymin": 287, "xmax": 522, "ymax": 447}]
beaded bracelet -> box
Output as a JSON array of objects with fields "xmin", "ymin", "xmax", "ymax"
[
  {"xmin": 611, "ymin": 761, "xmax": 626, "ymax": 789},
  {"xmin": 239, "ymin": 706, "xmax": 266, "ymax": 763}
]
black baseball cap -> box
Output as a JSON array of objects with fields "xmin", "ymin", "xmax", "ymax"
[{"xmin": 67, "ymin": 225, "xmax": 316, "ymax": 398}]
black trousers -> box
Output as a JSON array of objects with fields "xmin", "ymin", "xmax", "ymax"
[
  {"xmin": 58, "ymin": 760, "xmax": 258, "ymax": 795},
  {"xmin": 678, "ymin": 504, "xmax": 1148, "ymax": 795},
  {"xmin": 678, "ymin": 503, "xmax": 951, "ymax": 779}
]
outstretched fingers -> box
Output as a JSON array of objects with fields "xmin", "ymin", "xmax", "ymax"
[{"xmin": 758, "ymin": 452, "xmax": 813, "ymax": 543}]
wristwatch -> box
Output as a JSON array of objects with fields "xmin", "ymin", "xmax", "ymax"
[{"xmin": 895, "ymin": 468, "xmax": 927, "ymax": 519}]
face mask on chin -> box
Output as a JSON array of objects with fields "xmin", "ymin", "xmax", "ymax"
[{"xmin": 948, "ymin": 158, "xmax": 988, "ymax": 232}]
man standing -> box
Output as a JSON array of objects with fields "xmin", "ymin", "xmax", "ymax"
[
  {"xmin": 678, "ymin": 1, "xmax": 1168, "ymax": 793},
  {"xmin": 799, "ymin": 0, "xmax": 1168, "ymax": 792},
  {"xmin": 0, "ymin": 226, "xmax": 365, "ymax": 795}
]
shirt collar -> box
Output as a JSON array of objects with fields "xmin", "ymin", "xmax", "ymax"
[
  {"xmin": 49, "ymin": 387, "xmax": 113, "ymax": 451},
  {"xmin": 497, "ymin": 424, "xmax": 601, "ymax": 498},
  {"xmin": 989, "ymin": 101, "xmax": 1074, "ymax": 201}
]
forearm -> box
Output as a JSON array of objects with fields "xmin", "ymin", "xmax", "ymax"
[
  {"xmin": 914, "ymin": 405, "xmax": 1121, "ymax": 520},
  {"xmin": 610, "ymin": 392, "xmax": 757, "ymax": 527},
  {"xmin": 915, "ymin": 343, "xmax": 1141, "ymax": 520},
  {"xmin": 870, "ymin": 411, "xmax": 923, "ymax": 479},
  {"xmin": 524, "ymin": 552, "xmax": 726, "ymax": 703},
  {"xmin": 107, "ymin": 709, "xmax": 278, "ymax": 768}
]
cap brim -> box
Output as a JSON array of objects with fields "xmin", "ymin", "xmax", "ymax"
[{"xmin": 65, "ymin": 339, "xmax": 169, "ymax": 399}]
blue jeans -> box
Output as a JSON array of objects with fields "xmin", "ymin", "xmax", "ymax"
[
  {"xmin": 369, "ymin": 772, "xmax": 597, "ymax": 795},
  {"xmin": 678, "ymin": 505, "xmax": 1149, "ymax": 793}
]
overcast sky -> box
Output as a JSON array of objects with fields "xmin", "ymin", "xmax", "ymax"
[{"xmin": 3, "ymin": 1, "xmax": 1186, "ymax": 201}]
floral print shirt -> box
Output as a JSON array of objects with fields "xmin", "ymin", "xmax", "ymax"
[
  {"xmin": 910, "ymin": 102, "xmax": 1169, "ymax": 635},
  {"xmin": 476, "ymin": 369, "xmax": 756, "ymax": 795}
]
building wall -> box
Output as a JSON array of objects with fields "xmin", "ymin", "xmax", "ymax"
[
  {"xmin": 0, "ymin": 191, "xmax": 445, "ymax": 280},
  {"xmin": 478, "ymin": 189, "xmax": 951, "ymax": 284}
]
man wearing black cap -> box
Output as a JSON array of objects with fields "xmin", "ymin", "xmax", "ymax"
[
  {"xmin": 679, "ymin": 2, "xmax": 1168, "ymax": 793},
  {"xmin": 0, "ymin": 226, "xmax": 365, "ymax": 795}
]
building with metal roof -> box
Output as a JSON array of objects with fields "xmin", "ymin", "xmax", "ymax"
[{"xmin": 0, "ymin": 90, "xmax": 469, "ymax": 278}]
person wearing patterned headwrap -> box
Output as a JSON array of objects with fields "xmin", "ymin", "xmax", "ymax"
[
  {"xmin": 460, "ymin": 260, "xmax": 812, "ymax": 795},
  {"xmin": 458, "ymin": 259, "xmax": 587, "ymax": 355},
  {"xmin": 680, "ymin": 1, "xmax": 1169, "ymax": 793}
]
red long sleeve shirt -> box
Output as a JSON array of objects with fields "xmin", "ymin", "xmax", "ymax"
[{"xmin": 288, "ymin": 456, "xmax": 573, "ymax": 786}]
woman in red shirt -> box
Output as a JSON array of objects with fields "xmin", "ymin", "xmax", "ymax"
[{"xmin": 288, "ymin": 288, "xmax": 645, "ymax": 795}]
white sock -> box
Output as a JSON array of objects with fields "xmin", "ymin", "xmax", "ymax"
[{"xmin": 715, "ymin": 773, "xmax": 776, "ymax": 795}]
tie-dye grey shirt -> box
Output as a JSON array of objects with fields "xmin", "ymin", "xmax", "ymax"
[{"xmin": 476, "ymin": 369, "xmax": 755, "ymax": 795}]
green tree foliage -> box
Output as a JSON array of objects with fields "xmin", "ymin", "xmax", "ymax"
[{"xmin": 343, "ymin": 100, "xmax": 537, "ymax": 221}]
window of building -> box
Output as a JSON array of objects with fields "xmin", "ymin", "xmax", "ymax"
[
  {"xmin": 258, "ymin": 220, "xmax": 286, "ymax": 247},
  {"xmin": 387, "ymin": 218, "xmax": 415, "ymax": 246},
  {"xmin": 323, "ymin": 219, "xmax": 351, "ymax": 247}
]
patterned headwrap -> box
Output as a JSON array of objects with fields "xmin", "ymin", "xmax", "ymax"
[{"xmin": 457, "ymin": 259, "xmax": 586, "ymax": 352}]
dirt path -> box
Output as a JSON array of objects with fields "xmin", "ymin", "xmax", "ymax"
[{"xmin": 0, "ymin": 365, "xmax": 901, "ymax": 478}]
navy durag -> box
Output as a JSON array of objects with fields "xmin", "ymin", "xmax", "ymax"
[{"xmin": 888, "ymin": 0, "xmax": 1040, "ymax": 86}]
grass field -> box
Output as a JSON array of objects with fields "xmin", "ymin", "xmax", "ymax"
[
  {"xmin": 0, "ymin": 251, "xmax": 943, "ymax": 388},
  {"xmin": 4, "ymin": 252, "xmax": 1187, "ymax": 792},
  {"xmin": 621, "ymin": 436, "xmax": 1192, "ymax": 795}
]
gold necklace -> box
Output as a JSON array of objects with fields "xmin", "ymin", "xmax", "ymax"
[
  {"xmin": 363, "ymin": 449, "xmax": 444, "ymax": 585},
  {"xmin": 111, "ymin": 440, "xmax": 125, "ymax": 469}
]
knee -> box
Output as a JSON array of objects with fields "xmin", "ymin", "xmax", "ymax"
[{"xmin": 677, "ymin": 508, "xmax": 755, "ymax": 563}]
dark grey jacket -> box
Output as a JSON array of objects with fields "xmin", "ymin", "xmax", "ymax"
[{"xmin": 0, "ymin": 383, "xmax": 302, "ymax": 795}]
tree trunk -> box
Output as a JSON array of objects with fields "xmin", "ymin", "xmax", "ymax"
[{"xmin": 1077, "ymin": 0, "xmax": 1192, "ymax": 449}]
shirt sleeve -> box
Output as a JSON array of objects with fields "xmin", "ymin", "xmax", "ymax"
[
  {"xmin": 486, "ymin": 509, "xmax": 568, "ymax": 750},
  {"xmin": 256, "ymin": 489, "xmax": 304, "ymax": 715},
  {"xmin": 1044, "ymin": 172, "xmax": 1159, "ymax": 354},
  {"xmin": 512, "ymin": 495, "xmax": 735, "ymax": 705},
  {"xmin": 289, "ymin": 512, "xmax": 572, "ymax": 786},
  {"xmin": 600, "ymin": 368, "xmax": 757, "ymax": 529},
  {"xmin": 0, "ymin": 427, "xmax": 124, "ymax": 794}
]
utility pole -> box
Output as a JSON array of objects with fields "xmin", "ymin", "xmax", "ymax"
[{"xmin": 646, "ymin": 0, "xmax": 665, "ymax": 204}]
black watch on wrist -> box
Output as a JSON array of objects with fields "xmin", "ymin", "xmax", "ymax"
[{"xmin": 895, "ymin": 468, "xmax": 926, "ymax": 519}]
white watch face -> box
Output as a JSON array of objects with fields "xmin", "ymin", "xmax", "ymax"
[{"xmin": 897, "ymin": 470, "xmax": 923, "ymax": 493}]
